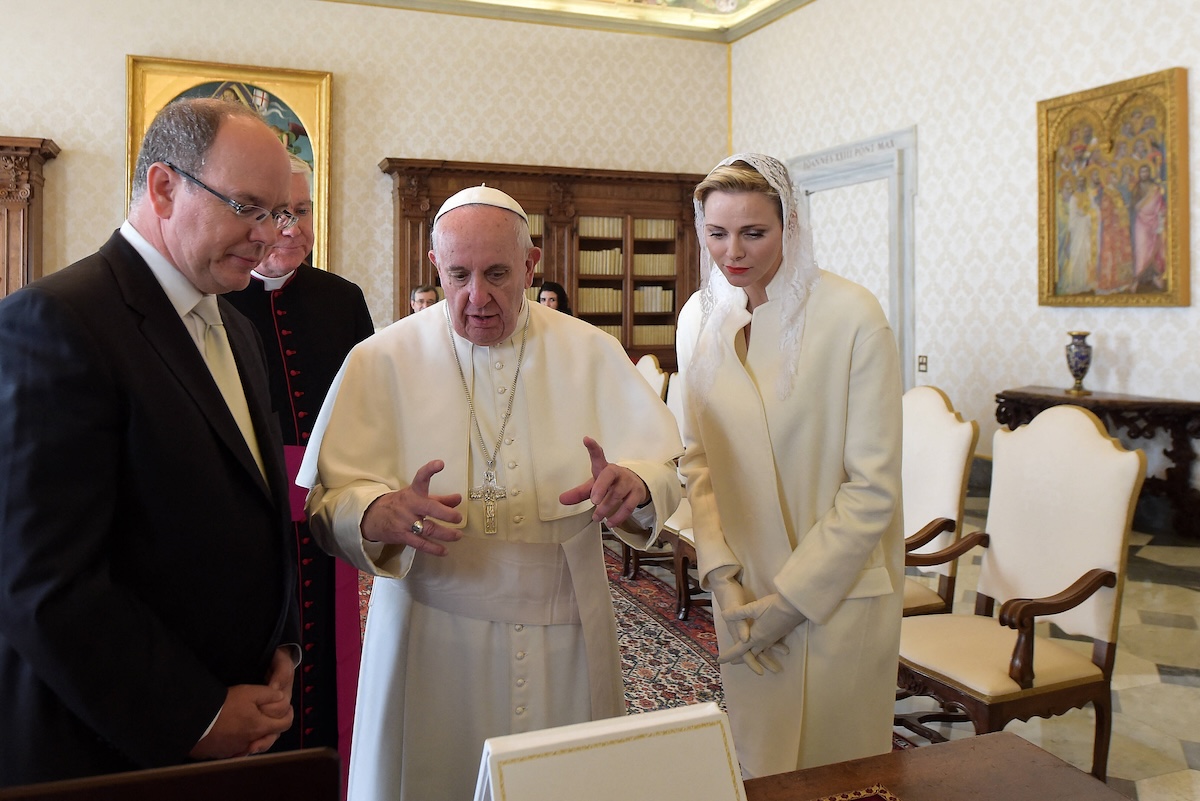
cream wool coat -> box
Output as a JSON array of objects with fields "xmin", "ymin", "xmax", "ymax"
[
  {"xmin": 677, "ymin": 270, "xmax": 904, "ymax": 777},
  {"xmin": 301, "ymin": 301, "xmax": 682, "ymax": 801}
]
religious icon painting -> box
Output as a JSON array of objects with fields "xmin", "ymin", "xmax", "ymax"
[{"xmin": 1037, "ymin": 68, "xmax": 1189, "ymax": 307}]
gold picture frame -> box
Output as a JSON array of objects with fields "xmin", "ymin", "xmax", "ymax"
[
  {"xmin": 1037, "ymin": 68, "xmax": 1189, "ymax": 306},
  {"xmin": 126, "ymin": 55, "xmax": 332, "ymax": 270}
]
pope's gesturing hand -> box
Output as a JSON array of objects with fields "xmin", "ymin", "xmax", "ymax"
[
  {"xmin": 559, "ymin": 436, "xmax": 649, "ymax": 528},
  {"xmin": 360, "ymin": 459, "xmax": 464, "ymax": 556}
]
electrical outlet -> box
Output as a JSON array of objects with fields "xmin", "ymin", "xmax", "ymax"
[{"xmin": 917, "ymin": 355, "xmax": 928, "ymax": 373}]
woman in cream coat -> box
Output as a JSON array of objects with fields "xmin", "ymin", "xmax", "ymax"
[{"xmin": 676, "ymin": 153, "xmax": 904, "ymax": 777}]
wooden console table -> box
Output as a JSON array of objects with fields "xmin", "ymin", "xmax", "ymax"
[
  {"xmin": 743, "ymin": 732, "xmax": 1123, "ymax": 801},
  {"xmin": 995, "ymin": 385, "xmax": 1200, "ymax": 540}
]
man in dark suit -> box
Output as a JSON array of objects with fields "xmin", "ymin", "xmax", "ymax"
[{"xmin": 0, "ymin": 98, "xmax": 299, "ymax": 786}]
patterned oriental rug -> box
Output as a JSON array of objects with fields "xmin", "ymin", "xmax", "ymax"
[
  {"xmin": 602, "ymin": 549, "xmax": 726, "ymax": 712},
  {"xmin": 355, "ymin": 551, "xmax": 724, "ymax": 712}
]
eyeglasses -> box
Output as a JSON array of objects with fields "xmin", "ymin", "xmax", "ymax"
[{"xmin": 162, "ymin": 161, "xmax": 298, "ymax": 231}]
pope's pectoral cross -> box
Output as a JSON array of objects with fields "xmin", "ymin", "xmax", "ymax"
[{"xmin": 469, "ymin": 469, "xmax": 507, "ymax": 535}]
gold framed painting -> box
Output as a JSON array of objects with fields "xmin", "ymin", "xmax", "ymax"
[
  {"xmin": 1037, "ymin": 67, "xmax": 1189, "ymax": 306},
  {"xmin": 126, "ymin": 55, "xmax": 332, "ymax": 270}
]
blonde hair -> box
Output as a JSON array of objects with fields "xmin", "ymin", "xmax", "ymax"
[{"xmin": 693, "ymin": 161, "xmax": 783, "ymax": 224}]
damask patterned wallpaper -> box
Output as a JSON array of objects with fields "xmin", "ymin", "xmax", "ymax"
[
  {"xmin": 3, "ymin": 0, "xmax": 727, "ymax": 327},
  {"xmin": 732, "ymin": 0, "xmax": 1200, "ymax": 473},
  {"xmin": 9, "ymin": 0, "xmax": 1197, "ymax": 473},
  {"xmin": 810, "ymin": 181, "xmax": 891, "ymax": 321}
]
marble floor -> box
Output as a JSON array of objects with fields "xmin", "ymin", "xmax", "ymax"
[{"xmin": 896, "ymin": 495, "xmax": 1200, "ymax": 800}]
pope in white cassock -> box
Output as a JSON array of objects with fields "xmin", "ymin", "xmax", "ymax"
[{"xmin": 299, "ymin": 186, "xmax": 683, "ymax": 801}]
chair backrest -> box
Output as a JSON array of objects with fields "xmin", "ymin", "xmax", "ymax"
[
  {"xmin": 901, "ymin": 386, "xmax": 979, "ymax": 576},
  {"xmin": 664, "ymin": 372, "xmax": 684, "ymax": 435},
  {"xmin": 635, "ymin": 353, "xmax": 667, "ymax": 399},
  {"xmin": 979, "ymin": 405, "xmax": 1145, "ymax": 642}
]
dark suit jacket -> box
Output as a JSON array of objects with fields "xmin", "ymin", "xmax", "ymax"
[{"xmin": 0, "ymin": 231, "xmax": 297, "ymax": 786}]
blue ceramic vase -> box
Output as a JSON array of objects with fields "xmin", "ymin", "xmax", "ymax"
[{"xmin": 1065, "ymin": 331, "xmax": 1092, "ymax": 396}]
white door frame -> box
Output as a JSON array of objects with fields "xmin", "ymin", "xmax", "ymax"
[{"xmin": 788, "ymin": 126, "xmax": 918, "ymax": 389}]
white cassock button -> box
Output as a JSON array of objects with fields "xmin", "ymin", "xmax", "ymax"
[
  {"xmin": 505, "ymin": 437, "xmax": 514, "ymax": 445},
  {"xmin": 494, "ymin": 361, "xmax": 504, "ymax": 370},
  {"xmin": 515, "ymin": 706, "xmax": 526, "ymax": 715},
  {"xmin": 516, "ymin": 651, "xmax": 526, "ymax": 660},
  {"xmin": 498, "ymin": 385, "xmax": 507, "ymax": 394},
  {"xmin": 513, "ymin": 515, "xmax": 524, "ymax": 524},
  {"xmin": 507, "ymin": 461, "xmax": 517, "ymax": 469},
  {"xmin": 514, "ymin": 624, "xmax": 524, "ymax": 631},
  {"xmin": 516, "ymin": 678, "xmax": 526, "ymax": 687},
  {"xmin": 511, "ymin": 488, "xmax": 521, "ymax": 496}
]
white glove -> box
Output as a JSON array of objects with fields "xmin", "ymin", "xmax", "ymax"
[
  {"xmin": 707, "ymin": 565, "xmax": 750, "ymax": 644},
  {"xmin": 720, "ymin": 593, "xmax": 806, "ymax": 673},
  {"xmin": 707, "ymin": 566, "xmax": 783, "ymax": 676}
]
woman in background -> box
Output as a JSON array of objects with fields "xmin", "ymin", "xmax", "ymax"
[
  {"xmin": 538, "ymin": 281, "xmax": 572, "ymax": 315},
  {"xmin": 676, "ymin": 153, "xmax": 903, "ymax": 777}
]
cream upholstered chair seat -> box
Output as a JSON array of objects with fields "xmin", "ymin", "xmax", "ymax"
[
  {"xmin": 901, "ymin": 615, "xmax": 1103, "ymax": 700},
  {"xmin": 895, "ymin": 404, "xmax": 1146, "ymax": 781},
  {"xmin": 902, "ymin": 579, "xmax": 948, "ymax": 616},
  {"xmin": 900, "ymin": 386, "xmax": 980, "ymax": 616}
]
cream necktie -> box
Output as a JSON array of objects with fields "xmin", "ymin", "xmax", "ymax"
[{"xmin": 192, "ymin": 295, "xmax": 267, "ymax": 480}]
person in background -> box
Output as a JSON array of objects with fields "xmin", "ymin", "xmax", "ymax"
[
  {"xmin": 676, "ymin": 154, "xmax": 903, "ymax": 777},
  {"xmin": 410, "ymin": 283, "xmax": 439, "ymax": 313},
  {"xmin": 226, "ymin": 153, "xmax": 375, "ymax": 774},
  {"xmin": 538, "ymin": 280, "xmax": 572, "ymax": 315},
  {"xmin": 0, "ymin": 97, "xmax": 299, "ymax": 786},
  {"xmin": 299, "ymin": 185, "xmax": 682, "ymax": 801}
]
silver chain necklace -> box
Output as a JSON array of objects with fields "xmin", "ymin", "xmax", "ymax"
[{"xmin": 445, "ymin": 304, "xmax": 530, "ymax": 534}]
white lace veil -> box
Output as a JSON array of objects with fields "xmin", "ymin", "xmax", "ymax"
[{"xmin": 688, "ymin": 153, "xmax": 821, "ymax": 404}]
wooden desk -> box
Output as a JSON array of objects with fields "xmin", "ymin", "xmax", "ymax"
[
  {"xmin": 0, "ymin": 749, "xmax": 339, "ymax": 801},
  {"xmin": 995, "ymin": 385, "xmax": 1200, "ymax": 539},
  {"xmin": 743, "ymin": 733, "xmax": 1124, "ymax": 801}
]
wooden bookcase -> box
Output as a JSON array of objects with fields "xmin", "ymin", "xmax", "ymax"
[{"xmin": 379, "ymin": 158, "xmax": 705, "ymax": 371}]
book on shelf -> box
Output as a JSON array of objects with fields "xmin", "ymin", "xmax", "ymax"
[
  {"xmin": 633, "ymin": 324, "xmax": 676, "ymax": 347},
  {"xmin": 576, "ymin": 286, "xmax": 622, "ymax": 314},
  {"xmin": 578, "ymin": 215, "xmax": 622, "ymax": 238},
  {"xmin": 632, "ymin": 253, "xmax": 677, "ymax": 277},
  {"xmin": 632, "ymin": 218, "xmax": 676, "ymax": 240},
  {"xmin": 579, "ymin": 247, "xmax": 624, "ymax": 276},
  {"xmin": 595, "ymin": 324, "xmax": 622, "ymax": 339},
  {"xmin": 633, "ymin": 285, "xmax": 675, "ymax": 313}
]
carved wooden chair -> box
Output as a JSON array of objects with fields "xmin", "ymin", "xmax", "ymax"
[
  {"xmin": 896, "ymin": 405, "xmax": 1146, "ymax": 781},
  {"xmin": 655, "ymin": 372, "xmax": 708, "ymax": 620},
  {"xmin": 621, "ymin": 370, "xmax": 683, "ymax": 581},
  {"xmin": 900, "ymin": 386, "xmax": 981, "ymax": 616},
  {"xmin": 657, "ymin": 498, "xmax": 709, "ymax": 620}
]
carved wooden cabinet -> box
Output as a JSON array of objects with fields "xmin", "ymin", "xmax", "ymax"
[{"xmin": 379, "ymin": 159, "xmax": 704, "ymax": 370}]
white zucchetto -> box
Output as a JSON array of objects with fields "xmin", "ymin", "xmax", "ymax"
[{"xmin": 434, "ymin": 184, "xmax": 529, "ymax": 224}]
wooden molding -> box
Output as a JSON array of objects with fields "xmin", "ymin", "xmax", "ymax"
[{"xmin": 1, "ymin": 137, "xmax": 60, "ymax": 298}]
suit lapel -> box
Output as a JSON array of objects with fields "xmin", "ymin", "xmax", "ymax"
[{"xmin": 100, "ymin": 233, "xmax": 273, "ymax": 499}]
